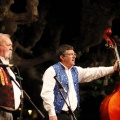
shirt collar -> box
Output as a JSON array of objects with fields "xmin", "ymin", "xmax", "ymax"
[
  {"xmin": 0, "ymin": 56, "xmax": 9, "ymax": 64},
  {"xmin": 59, "ymin": 62, "xmax": 73, "ymax": 70}
]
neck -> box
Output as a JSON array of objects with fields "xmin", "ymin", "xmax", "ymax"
[{"xmin": 60, "ymin": 62, "xmax": 72, "ymax": 69}]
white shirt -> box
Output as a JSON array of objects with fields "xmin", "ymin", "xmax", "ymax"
[
  {"xmin": 0, "ymin": 57, "xmax": 21, "ymax": 110},
  {"xmin": 61, "ymin": 66, "xmax": 78, "ymax": 112},
  {"xmin": 41, "ymin": 63, "xmax": 114, "ymax": 116}
]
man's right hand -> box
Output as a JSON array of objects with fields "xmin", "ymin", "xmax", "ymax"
[{"xmin": 49, "ymin": 115, "xmax": 57, "ymax": 120}]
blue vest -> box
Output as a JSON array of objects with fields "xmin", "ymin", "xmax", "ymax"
[{"xmin": 53, "ymin": 62, "xmax": 80, "ymax": 113}]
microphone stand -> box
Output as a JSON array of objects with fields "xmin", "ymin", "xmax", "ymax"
[
  {"xmin": 11, "ymin": 66, "xmax": 45, "ymax": 119},
  {"xmin": 14, "ymin": 67, "xmax": 24, "ymax": 120},
  {"xmin": 54, "ymin": 76, "xmax": 77, "ymax": 120}
]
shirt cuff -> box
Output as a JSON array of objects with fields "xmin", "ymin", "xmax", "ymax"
[
  {"xmin": 48, "ymin": 109, "xmax": 56, "ymax": 116},
  {"xmin": 109, "ymin": 66, "xmax": 114, "ymax": 73}
]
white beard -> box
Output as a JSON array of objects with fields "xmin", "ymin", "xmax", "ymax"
[{"xmin": 5, "ymin": 51, "xmax": 12, "ymax": 60}]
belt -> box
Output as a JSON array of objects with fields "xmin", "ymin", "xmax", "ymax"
[
  {"xmin": 0, "ymin": 107, "xmax": 12, "ymax": 113},
  {"xmin": 60, "ymin": 110, "xmax": 69, "ymax": 114},
  {"xmin": 58, "ymin": 110, "xmax": 75, "ymax": 120}
]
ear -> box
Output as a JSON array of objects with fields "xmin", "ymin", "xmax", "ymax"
[{"xmin": 60, "ymin": 55, "xmax": 64, "ymax": 61}]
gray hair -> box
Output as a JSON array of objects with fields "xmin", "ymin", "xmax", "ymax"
[
  {"xmin": 0, "ymin": 33, "xmax": 10, "ymax": 45},
  {"xmin": 56, "ymin": 44, "xmax": 74, "ymax": 61}
]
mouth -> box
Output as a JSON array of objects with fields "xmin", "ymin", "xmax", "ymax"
[
  {"xmin": 72, "ymin": 59, "xmax": 75, "ymax": 63},
  {"xmin": 72, "ymin": 58, "xmax": 75, "ymax": 61}
]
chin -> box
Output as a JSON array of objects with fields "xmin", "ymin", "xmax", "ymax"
[
  {"xmin": 73, "ymin": 62, "xmax": 75, "ymax": 65},
  {"xmin": 71, "ymin": 63, "xmax": 75, "ymax": 66}
]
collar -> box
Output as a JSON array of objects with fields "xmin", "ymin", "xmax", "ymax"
[
  {"xmin": 59, "ymin": 62, "xmax": 73, "ymax": 70},
  {"xmin": 0, "ymin": 56, "xmax": 9, "ymax": 64}
]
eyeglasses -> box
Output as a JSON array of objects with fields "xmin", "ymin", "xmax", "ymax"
[{"xmin": 63, "ymin": 53, "xmax": 76, "ymax": 56}]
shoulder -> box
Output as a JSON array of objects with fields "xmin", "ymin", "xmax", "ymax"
[
  {"xmin": 73, "ymin": 66, "xmax": 84, "ymax": 70},
  {"xmin": 45, "ymin": 66, "xmax": 55, "ymax": 72},
  {"xmin": 42, "ymin": 66, "xmax": 56, "ymax": 79}
]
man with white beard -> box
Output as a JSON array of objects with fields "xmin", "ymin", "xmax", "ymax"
[{"xmin": 0, "ymin": 33, "xmax": 21, "ymax": 120}]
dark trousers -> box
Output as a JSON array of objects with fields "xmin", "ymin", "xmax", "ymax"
[{"xmin": 57, "ymin": 111, "xmax": 75, "ymax": 120}]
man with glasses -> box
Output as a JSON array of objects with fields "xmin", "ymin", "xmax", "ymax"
[{"xmin": 41, "ymin": 44, "xmax": 119, "ymax": 120}]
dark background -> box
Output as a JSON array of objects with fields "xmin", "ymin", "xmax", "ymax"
[{"xmin": 1, "ymin": 0, "xmax": 120, "ymax": 119}]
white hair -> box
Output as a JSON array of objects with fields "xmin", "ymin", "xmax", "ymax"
[{"xmin": 0, "ymin": 33, "xmax": 10, "ymax": 45}]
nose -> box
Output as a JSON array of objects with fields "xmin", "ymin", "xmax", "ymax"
[
  {"xmin": 74, "ymin": 53, "xmax": 76, "ymax": 56},
  {"xmin": 73, "ymin": 54, "xmax": 76, "ymax": 58},
  {"xmin": 9, "ymin": 45, "xmax": 13, "ymax": 50}
]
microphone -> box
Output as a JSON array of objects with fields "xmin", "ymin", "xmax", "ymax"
[
  {"xmin": 0, "ymin": 63, "xmax": 13, "ymax": 67},
  {"xmin": 54, "ymin": 76, "xmax": 67, "ymax": 93}
]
